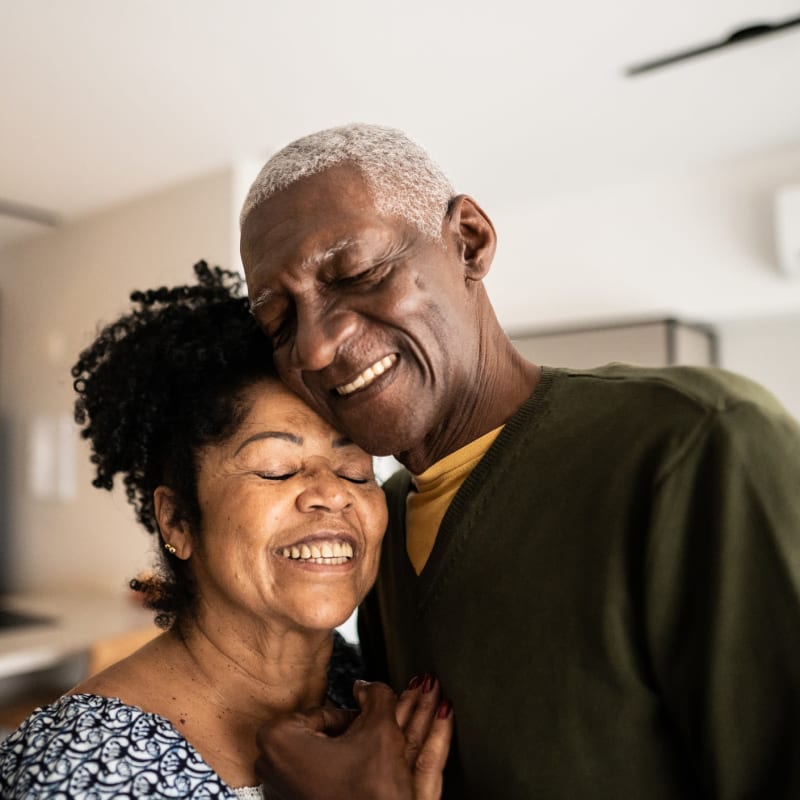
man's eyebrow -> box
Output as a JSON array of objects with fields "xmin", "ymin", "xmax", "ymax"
[
  {"xmin": 333, "ymin": 436, "xmax": 356, "ymax": 448},
  {"xmin": 234, "ymin": 431, "xmax": 301, "ymax": 455},
  {"xmin": 248, "ymin": 238, "xmax": 358, "ymax": 313},
  {"xmin": 249, "ymin": 288, "xmax": 275, "ymax": 313},
  {"xmin": 307, "ymin": 238, "xmax": 357, "ymax": 268}
]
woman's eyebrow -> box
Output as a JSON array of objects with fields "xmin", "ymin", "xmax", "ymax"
[{"xmin": 234, "ymin": 431, "xmax": 301, "ymax": 455}]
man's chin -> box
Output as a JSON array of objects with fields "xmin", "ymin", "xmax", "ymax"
[
  {"xmin": 291, "ymin": 379, "xmax": 430, "ymax": 459},
  {"xmin": 341, "ymin": 425, "xmax": 420, "ymax": 464}
]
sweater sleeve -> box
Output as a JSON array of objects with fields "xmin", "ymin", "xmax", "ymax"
[{"xmin": 644, "ymin": 398, "xmax": 800, "ymax": 797}]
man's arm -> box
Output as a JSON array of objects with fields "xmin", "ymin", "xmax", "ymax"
[{"xmin": 646, "ymin": 399, "xmax": 800, "ymax": 796}]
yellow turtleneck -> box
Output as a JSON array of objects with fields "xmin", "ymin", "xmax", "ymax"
[{"xmin": 406, "ymin": 425, "xmax": 504, "ymax": 575}]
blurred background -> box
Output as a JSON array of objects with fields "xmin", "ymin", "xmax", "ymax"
[{"xmin": 1, "ymin": 0, "xmax": 799, "ymax": 720}]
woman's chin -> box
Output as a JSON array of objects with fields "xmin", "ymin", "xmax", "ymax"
[
  {"xmin": 295, "ymin": 606, "xmax": 358, "ymax": 633},
  {"xmin": 275, "ymin": 582, "xmax": 366, "ymax": 634}
]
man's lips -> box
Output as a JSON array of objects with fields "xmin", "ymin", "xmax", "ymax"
[{"xmin": 335, "ymin": 354, "xmax": 397, "ymax": 396}]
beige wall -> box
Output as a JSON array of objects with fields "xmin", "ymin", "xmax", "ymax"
[
  {"xmin": 716, "ymin": 312, "xmax": 800, "ymax": 421},
  {"xmin": 0, "ymin": 168, "xmax": 236, "ymax": 594}
]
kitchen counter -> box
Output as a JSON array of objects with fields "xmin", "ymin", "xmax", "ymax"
[{"xmin": 0, "ymin": 589, "xmax": 156, "ymax": 681}]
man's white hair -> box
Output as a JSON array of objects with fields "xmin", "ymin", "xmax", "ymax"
[{"xmin": 239, "ymin": 123, "xmax": 455, "ymax": 241}]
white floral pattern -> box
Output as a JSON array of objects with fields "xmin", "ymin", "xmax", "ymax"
[{"xmin": 0, "ymin": 694, "xmax": 237, "ymax": 798}]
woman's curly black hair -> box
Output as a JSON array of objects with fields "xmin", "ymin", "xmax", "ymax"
[{"xmin": 72, "ymin": 261, "xmax": 276, "ymax": 629}]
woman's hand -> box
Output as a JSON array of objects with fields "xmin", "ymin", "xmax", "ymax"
[
  {"xmin": 255, "ymin": 679, "xmax": 453, "ymax": 800},
  {"xmin": 395, "ymin": 674, "xmax": 454, "ymax": 800}
]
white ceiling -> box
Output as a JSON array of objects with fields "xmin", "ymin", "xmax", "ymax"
[{"xmin": 1, "ymin": 0, "xmax": 799, "ymax": 250}]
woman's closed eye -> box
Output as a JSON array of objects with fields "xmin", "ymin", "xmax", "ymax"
[
  {"xmin": 339, "ymin": 474, "xmax": 369, "ymax": 484},
  {"xmin": 253, "ymin": 470, "xmax": 371, "ymax": 484},
  {"xmin": 256, "ymin": 471, "xmax": 297, "ymax": 481}
]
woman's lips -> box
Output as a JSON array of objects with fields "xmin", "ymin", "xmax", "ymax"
[{"xmin": 276, "ymin": 534, "xmax": 356, "ymax": 565}]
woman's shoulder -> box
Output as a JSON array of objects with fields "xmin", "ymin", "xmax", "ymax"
[
  {"xmin": 0, "ymin": 693, "xmax": 236, "ymax": 799},
  {"xmin": 70, "ymin": 628, "xmax": 169, "ymax": 699}
]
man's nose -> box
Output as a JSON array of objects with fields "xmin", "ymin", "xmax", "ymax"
[
  {"xmin": 291, "ymin": 304, "xmax": 358, "ymax": 372},
  {"xmin": 295, "ymin": 468, "xmax": 352, "ymax": 513}
]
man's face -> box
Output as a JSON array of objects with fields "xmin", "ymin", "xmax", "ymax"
[{"xmin": 241, "ymin": 166, "xmax": 479, "ymax": 460}]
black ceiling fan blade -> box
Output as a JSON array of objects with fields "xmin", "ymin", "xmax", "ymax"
[{"xmin": 625, "ymin": 13, "xmax": 800, "ymax": 77}]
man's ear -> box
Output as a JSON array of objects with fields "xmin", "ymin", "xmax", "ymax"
[
  {"xmin": 445, "ymin": 194, "xmax": 497, "ymax": 281},
  {"xmin": 154, "ymin": 486, "xmax": 193, "ymax": 559}
]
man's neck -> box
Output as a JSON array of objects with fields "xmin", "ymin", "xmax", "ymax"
[{"xmin": 398, "ymin": 352, "xmax": 541, "ymax": 474}]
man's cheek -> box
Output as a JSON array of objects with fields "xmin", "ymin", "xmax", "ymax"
[{"xmin": 281, "ymin": 366, "xmax": 323, "ymax": 408}]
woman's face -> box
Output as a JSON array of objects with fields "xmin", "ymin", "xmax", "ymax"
[{"xmin": 187, "ymin": 378, "xmax": 388, "ymax": 635}]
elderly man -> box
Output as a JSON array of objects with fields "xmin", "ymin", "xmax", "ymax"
[{"xmin": 239, "ymin": 124, "xmax": 800, "ymax": 798}]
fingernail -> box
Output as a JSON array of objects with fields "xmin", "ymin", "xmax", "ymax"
[
  {"xmin": 422, "ymin": 674, "xmax": 436, "ymax": 693},
  {"xmin": 407, "ymin": 675, "xmax": 423, "ymax": 690},
  {"xmin": 436, "ymin": 699, "xmax": 453, "ymax": 719}
]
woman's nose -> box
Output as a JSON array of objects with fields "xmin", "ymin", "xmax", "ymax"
[{"xmin": 296, "ymin": 468, "xmax": 352, "ymax": 513}]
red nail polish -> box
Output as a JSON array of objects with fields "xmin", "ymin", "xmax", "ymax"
[
  {"xmin": 422, "ymin": 674, "xmax": 436, "ymax": 693},
  {"xmin": 436, "ymin": 699, "xmax": 452, "ymax": 719},
  {"xmin": 407, "ymin": 675, "xmax": 423, "ymax": 690}
]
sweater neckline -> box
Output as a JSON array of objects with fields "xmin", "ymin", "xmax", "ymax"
[{"xmin": 411, "ymin": 367, "xmax": 560, "ymax": 609}]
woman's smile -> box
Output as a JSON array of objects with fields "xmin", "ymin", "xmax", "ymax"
[{"xmin": 276, "ymin": 534, "xmax": 356, "ymax": 566}]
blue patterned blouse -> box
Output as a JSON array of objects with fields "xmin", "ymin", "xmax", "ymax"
[
  {"xmin": 0, "ymin": 693, "xmax": 239, "ymax": 798},
  {"xmin": 0, "ymin": 633, "xmax": 363, "ymax": 798}
]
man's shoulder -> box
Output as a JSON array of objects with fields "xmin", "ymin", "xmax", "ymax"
[
  {"xmin": 549, "ymin": 363, "xmax": 785, "ymax": 417},
  {"xmin": 512, "ymin": 363, "xmax": 798, "ymax": 462}
]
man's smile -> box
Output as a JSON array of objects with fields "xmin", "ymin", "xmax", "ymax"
[{"xmin": 335, "ymin": 354, "xmax": 397, "ymax": 396}]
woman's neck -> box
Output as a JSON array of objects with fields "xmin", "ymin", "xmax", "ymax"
[
  {"xmin": 176, "ymin": 611, "xmax": 334, "ymax": 716},
  {"xmin": 76, "ymin": 612, "xmax": 336, "ymax": 788},
  {"xmin": 171, "ymin": 615, "xmax": 334, "ymax": 786}
]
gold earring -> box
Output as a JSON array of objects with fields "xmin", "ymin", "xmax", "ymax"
[{"xmin": 164, "ymin": 542, "xmax": 177, "ymax": 555}]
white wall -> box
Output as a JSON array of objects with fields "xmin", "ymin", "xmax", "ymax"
[
  {"xmin": 0, "ymin": 168, "xmax": 236, "ymax": 594},
  {"xmin": 487, "ymin": 141, "xmax": 800, "ymax": 330}
]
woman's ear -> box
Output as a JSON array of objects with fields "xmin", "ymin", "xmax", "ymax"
[
  {"xmin": 154, "ymin": 486, "xmax": 193, "ymax": 559},
  {"xmin": 445, "ymin": 194, "xmax": 497, "ymax": 281}
]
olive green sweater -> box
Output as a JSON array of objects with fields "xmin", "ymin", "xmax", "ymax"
[{"xmin": 359, "ymin": 364, "xmax": 800, "ymax": 799}]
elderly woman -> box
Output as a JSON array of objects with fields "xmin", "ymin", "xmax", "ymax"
[{"xmin": 0, "ymin": 262, "xmax": 451, "ymax": 799}]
